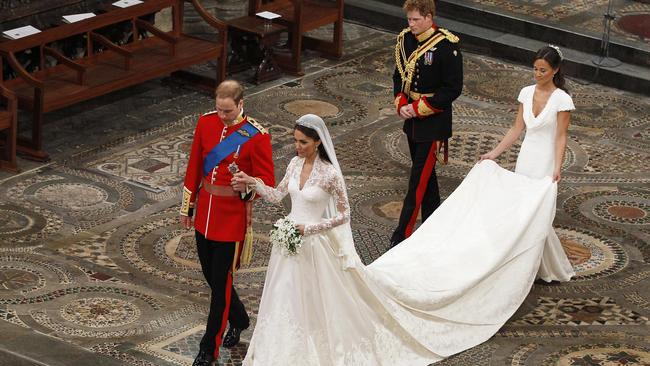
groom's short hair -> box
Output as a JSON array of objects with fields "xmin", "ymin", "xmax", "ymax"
[
  {"xmin": 403, "ymin": 0, "xmax": 436, "ymax": 17},
  {"xmin": 216, "ymin": 79, "xmax": 244, "ymax": 103}
]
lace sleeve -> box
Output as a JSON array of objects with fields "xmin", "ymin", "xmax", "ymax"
[
  {"xmin": 304, "ymin": 168, "xmax": 351, "ymax": 236},
  {"xmin": 254, "ymin": 157, "xmax": 296, "ymax": 203}
]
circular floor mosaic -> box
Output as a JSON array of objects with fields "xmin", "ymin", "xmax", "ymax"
[
  {"xmin": 557, "ymin": 227, "xmax": 628, "ymax": 281},
  {"xmin": 571, "ymin": 92, "xmax": 649, "ymax": 129},
  {"xmin": 0, "ymin": 267, "xmax": 42, "ymax": 293},
  {"xmin": 350, "ymin": 189, "xmax": 406, "ymax": 231},
  {"xmin": 543, "ymin": 343, "xmax": 650, "ymax": 366},
  {"xmin": 464, "ymin": 69, "xmax": 529, "ymax": 105},
  {"xmin": 118, "ymin": 215, "xmax": 205, "ymax": 287},
  {"xmin": 283, "ymin": 99, "xmax": 340, "ymax": 118},
  {"xmin": 34, "ymin": 183, "xmax": 109, "ymax": 210},
  {"xmin": 618, "ymin": 13, "xmax": 650, "ymax": 39},
  {"xmin": 157, "ymin": 230, "xmax": 201, "ymax": 269},
  {"xmin": 0, "ymin": 203, "xmax": 62, "ymax": 247},
  {"xmin": 0, "ymin": 253, "xmax": 78, "ymax": 302},
  {"xmin": 0, "ymin": 207, "xmax": 37, "ymax": 236},
  {"xmin": 565, "ymin": 190, "xmax": 650, "ymax": 231},
  {"xmin": 593, "ymin": 200, "xmax": 649, "ymax": 226},
  {"xmin": 60, "ymin": 297, "xmax": 141, "ymax": 328}
]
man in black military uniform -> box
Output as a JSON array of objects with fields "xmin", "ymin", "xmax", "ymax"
[{"xmin": 390, "ymin": 0, "xmax": 463, "ymax": 247}]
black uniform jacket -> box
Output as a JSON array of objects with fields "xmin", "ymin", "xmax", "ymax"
[{"xmin": 393, "ymin": 26, "xmax": 463, "ymax": 142}]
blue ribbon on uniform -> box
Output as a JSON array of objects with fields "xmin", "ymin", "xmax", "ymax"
[{"xmin": 203, "ymin": 122, "xmax": 259, "ymax": 176}]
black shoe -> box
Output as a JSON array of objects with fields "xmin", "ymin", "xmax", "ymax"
[
  {"xmin": 222, "ymin": 326, "xmax": 244, "ymax": 348},
  {"xmin": 192, "ymin": 350, "xmax": 214, "ymax": 366},
  {"xmin": 389, "ymin": 233, "xmax": 404, "ymax": 249}
]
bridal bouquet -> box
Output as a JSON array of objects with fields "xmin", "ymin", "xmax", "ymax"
[{"xmin": 269, "ymin": 217, "xmax": 303, "ymax": 256}]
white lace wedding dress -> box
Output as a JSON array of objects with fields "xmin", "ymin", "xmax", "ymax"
[{"xmin": 243, "ymin": 88, "xmax": 575, "ymax": 365}]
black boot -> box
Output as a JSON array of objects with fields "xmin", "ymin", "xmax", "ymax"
[
  {"xmin": 389, "ymin": 233, "xmax": 404, "ymax": 249},
  {"xmin": 192, "ymin": 349, "xmax": 214, "ymax": 366},
  {"xmin": 222, "ymin": 326, "xmax": 245, "ymax": 348}
]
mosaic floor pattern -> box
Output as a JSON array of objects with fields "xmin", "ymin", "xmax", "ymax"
[
  {"xmin": 0, "ymin": 22, "xmax": 648, "ymax": 365},
  {"xmin": 452, "ymin": 0, "xmax": 650, "ymax": 52}
]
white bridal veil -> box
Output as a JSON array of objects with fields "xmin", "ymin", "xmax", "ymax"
[{"xmin": 295, "ymin": 114, "xmax": 362, "ymax": 269}]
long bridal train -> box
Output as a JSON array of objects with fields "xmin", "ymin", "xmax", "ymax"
[{"xmin": 244, "ymin": 160, "xmax": 573, "ymax": 365}]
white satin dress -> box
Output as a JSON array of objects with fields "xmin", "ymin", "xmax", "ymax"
[{"xmin": 243, "ymin": 86, "xmax": 576, "ymax": 364}]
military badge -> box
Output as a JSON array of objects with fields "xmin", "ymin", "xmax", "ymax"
[
  {"xmin": 237, "ymin": 129, "xmax": 251, "ymax": 137},
  {"xmin": 228, "ymin": 161, "xmax": 239, "ymax": 174},
  {"xmin": 229, "ymin": 145, "xmax": 241, "ymax": 174},
  {"xmin": 424, "ymin": 51, "xmax": 434, "ymax": 65}
]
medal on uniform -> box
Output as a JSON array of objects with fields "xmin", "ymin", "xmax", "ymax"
[
  {"xmin": 228, "ymin": 145, "xmax": 241, "ymax": 174},
  {"xmin": 424, "ymin": 51, "xmax": 433, "ymax": 65}
]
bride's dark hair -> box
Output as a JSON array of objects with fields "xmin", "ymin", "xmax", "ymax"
[
  {"xmin": 534, "ymin": 46, "xmax": 569, "ymax": 94},
  {"xmin": 294, "ymin": 124, "xmax": 332, "ymax": 163}
]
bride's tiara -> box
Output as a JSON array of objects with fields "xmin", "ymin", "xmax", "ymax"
[
  {"xmin": 296, "ymin": 114, "xmax": 323, "ymax": 130},
  {"xmin": 548, "ymin": 44, "xmax": 563, "ymax": 60}
]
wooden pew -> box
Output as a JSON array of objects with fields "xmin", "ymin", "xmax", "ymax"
[
  {"xmin": 248, "ymin": 0, "xmax": 344, "ymax": 74},
  {"xmin": 0, "ymin": 82, "xmax": 17, "ymax": 172},
  {"xmin": 0, "ymin": 0, "xmax": 227, "ymax": 160}
]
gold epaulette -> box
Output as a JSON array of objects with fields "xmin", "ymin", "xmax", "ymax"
[
  {"xmin": 439, "ymin": 28, "xmax": 460, "ymax": 43},
  {"xmin": 202, "ymin": 110, "xmax": 218, "ymax": 116},
  {"xmin": 247, "ymin": 117, "xmax": 268, "ymax": 134}
]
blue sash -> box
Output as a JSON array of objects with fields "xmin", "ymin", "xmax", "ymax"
[{"xmin": 203, "ymin": 122, "xmax": 260, "ymax": 176}]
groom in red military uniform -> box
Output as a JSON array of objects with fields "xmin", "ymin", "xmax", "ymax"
[
  {"xmin": 180, "ymin": 80, "xmax": 275, "ymax": 366},
  {"xmin": 390, "ymin": 0, "xmax": 463, "ymax": 247}
]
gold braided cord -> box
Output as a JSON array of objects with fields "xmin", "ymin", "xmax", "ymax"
[
  {"xmin": 396, "ymin": 28, "xmax": 456, "ymax": 95},
  {"xmin": 394, "ymin": 28, "xmax": 410, "ymax": 81},
  {"xmin": 402, "ymin": 33, "xmax": 446, "ymax": 95}
]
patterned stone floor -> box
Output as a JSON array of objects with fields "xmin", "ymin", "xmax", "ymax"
[
  {"xmin": 1, "ymin": 22, "xmax": 649, "ymax": 366},
  {"xmin": 451, "ymin": 0, "xmax": 650, "ymax": 52}
]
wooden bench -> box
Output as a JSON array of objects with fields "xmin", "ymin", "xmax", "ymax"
[
  {"xmin": 249, "ymin": 0, "xmax": 344, "ymax": 74},
  {"xmin": 227, "ymin": 15, "xmax": 288, "ymax": 84},
  {"xmin": 0, "ymin": 83, "xmax": 17, "ymax": 172},
  {"xmin": 0, "ymin": 0, "xmax": 227, "ymax": 160}
]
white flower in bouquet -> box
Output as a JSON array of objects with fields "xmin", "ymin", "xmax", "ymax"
[{"xmin": 269, "ymin": 217, "xmax": 303, "ymax": 256}]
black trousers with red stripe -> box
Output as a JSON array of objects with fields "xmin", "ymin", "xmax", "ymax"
[
  {"xmin": 195, "ymin": 232, "xmax": 249, "ymax": 357},
  {"xmin": 391, "ymin": 138, "xmax": 441, "ymax": 246}
]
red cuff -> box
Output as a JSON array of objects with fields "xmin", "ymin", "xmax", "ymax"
[
  {"xmin": 412, "ymin": 96, "xmax": 443, "ymax": 117},
  {"xmin": 395, "ymin": 92, "xmax": 408, "ymax": 114}
]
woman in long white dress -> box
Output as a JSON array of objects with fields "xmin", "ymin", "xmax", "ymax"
[
  {"xmin": 480, "ymin": 44, "xmax": 575, "ymax": 282},
  {"xmin": 233, "ymin": 45, "xmax": 575, "ymax": 365}
]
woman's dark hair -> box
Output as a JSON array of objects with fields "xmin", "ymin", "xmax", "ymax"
[
  {"xmin": 294, "ymin": 124, "xmax": 331, "ymax": 163},
  {"xmin": 534, "ymin": 46, "xmax": 569, "ymax": 94}
]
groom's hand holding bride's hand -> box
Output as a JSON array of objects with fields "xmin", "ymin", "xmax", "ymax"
[{"xmin": 231, "ymin": 171, "xmax": 254, "ymax": 192}]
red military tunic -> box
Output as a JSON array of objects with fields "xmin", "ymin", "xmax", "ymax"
[{"xmin": 180, "ymin": 112, "xmax": 275, "ymax": 242}]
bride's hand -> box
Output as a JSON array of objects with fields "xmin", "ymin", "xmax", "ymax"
[
  {"xmin": 232, "ymin": 171, "xmax": 254, "ymax": 185},
  {"xmin": 295, "ymin": 224, "xmax": 305, "ymax": 235}
]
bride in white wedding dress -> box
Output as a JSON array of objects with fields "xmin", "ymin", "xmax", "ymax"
[{"xmin": 232, "ymin": 46, "xmax": 575, "ymax": 366}]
